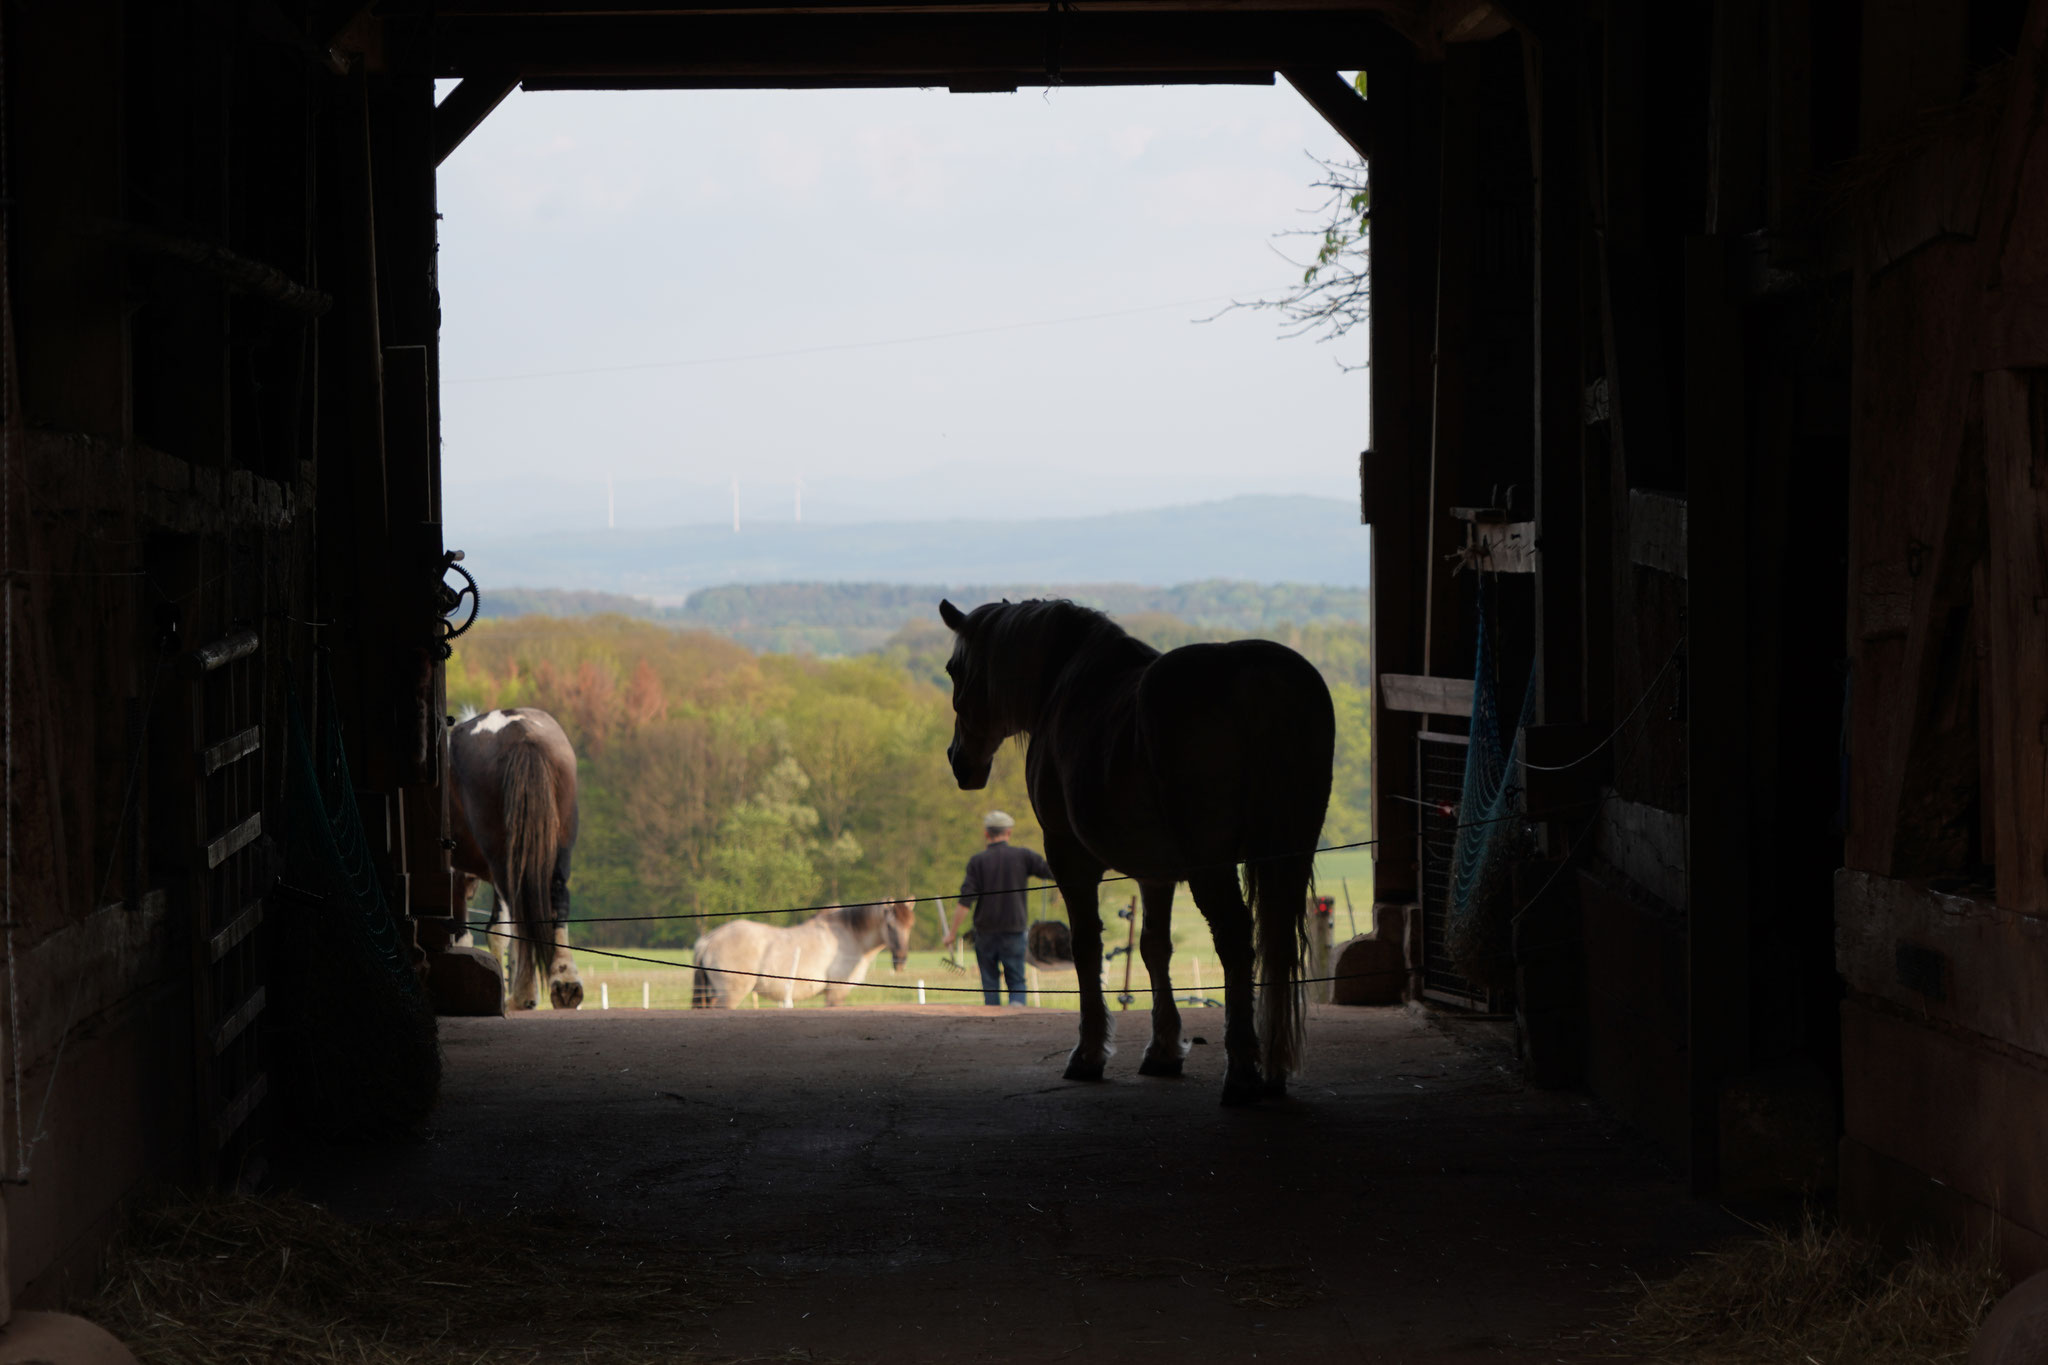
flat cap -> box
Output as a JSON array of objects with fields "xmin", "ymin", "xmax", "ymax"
[{"xmin": 983, "ymin": 810, "xmax": 1015, "ymax": 830}]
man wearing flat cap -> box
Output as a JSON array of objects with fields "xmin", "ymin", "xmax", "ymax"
[{"xmin": 944, "ymin": 810, "xmax": 1054, "ymax": 1007}]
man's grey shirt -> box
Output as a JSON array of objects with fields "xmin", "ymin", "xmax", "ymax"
[{"xmin": 960, "ymin": 842, "xmax": 1055, "ymax": 935}]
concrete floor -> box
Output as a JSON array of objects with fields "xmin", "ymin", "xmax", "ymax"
[{"xmin": 286, "ymin": 1003, "xmax": 1735, "ymax": 1364}]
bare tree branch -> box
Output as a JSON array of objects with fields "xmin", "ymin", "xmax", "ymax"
[{"xmin": 1203, "ymin": 155, "xmax": 1370, "ymax": 370}]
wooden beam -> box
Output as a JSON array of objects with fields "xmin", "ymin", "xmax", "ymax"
[
  {"xmin": 1683, "ymin": 233, "xmax": 1749, "ymax": 1196},
  {"xmin": 388, "ymin": 0, "xmax": 1408, "ymax": 14},
  {"xmin": 1529, "ymin": 26, "xmax": 1583, "ymax": 726},
  {"xmin": 434, "ymin": 73, "xmax": 520, "ymax": 165},
  {"xmin": 1981, "ymin": 370, "xmax": 2048, "ymax": 914},
  {"xmin": 1379, "ymin": 673, "xmax": 1475, "ymax": 716},
  {"xmin": 1364, "ymin": 44, "xmax": 1440, "ymax": 905},
  {"xmin": 434, "ymin": 11, "xmax": 1384, "ymax": 80},
  {"xmin": 1282, "ymin": 69, "xmax": 1372, "ymax": 160},
  {"xmin": 523, "ymin": 69, "xmax": 1278, "ymax": 90},
  {"xmin": 1420, "ymin": 41, "xmax": 1481, "ymax": 681}
]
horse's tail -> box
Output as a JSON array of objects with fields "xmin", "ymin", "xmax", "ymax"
[
  {"xmin": 691, "ymin": 962, "xmax": 718, "ymax": 1008},
  {"xmin": 1244, "ymin": 652, "xmax": 1336, "ymax": 1083},
  {"xmin": 501, "ymin": 737, "xmax": 562, "ymax": 976},
  {"xmin": 1245, "ymin": 850, "xmax": 1313, "ymax": 1082}
]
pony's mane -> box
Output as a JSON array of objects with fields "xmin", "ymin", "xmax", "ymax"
[{"xmin": 823, "ymin": 901, "xmax": 908, "ymax": 933}]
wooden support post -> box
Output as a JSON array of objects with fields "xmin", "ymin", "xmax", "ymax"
[
  {"xmin": 1365, "ymin": 43, "xmax": 1441, "ymax": 906},
  {"xmin": 1529, "ymin": 27, "xmax": 1584, "ymax": 728},
  {"xmin": 1684, "ymin": 234, "xmax": 1749, "ymax": 1195},
  {"xmin": 1981, "ymin": 371, "xmax": 2048, "ymax": 915},
  {"xmin": 1421, "ymin": 45, "xmax": 1480, "ymax": 684}
]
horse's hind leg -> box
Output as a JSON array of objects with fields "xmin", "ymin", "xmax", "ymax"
[
  {"xmin": 546, "ymin": 848, "xmax": 585, "ymax": 1010},
  {"xmin": 1136, "ymin": 879, "xmax": 1187, "ymax": 1078},
  {"xmin": 507, "ymin": 926, "xmax": 540, "ymax": 1012},
  {"xmin": 1188, "ymin": 869, "xmax": 1262, "ymax": 1105}
]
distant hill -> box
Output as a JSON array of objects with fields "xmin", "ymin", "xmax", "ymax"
[
  {"xmin": 455, "ymin": 495, "xmax": 1368, "ymax": 600},
  {"xmin": 479, "ymin": 579, "xmax": 1369, "ymax": 656}
]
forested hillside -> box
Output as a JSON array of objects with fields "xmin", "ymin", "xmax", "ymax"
[
  {"xmin": 482, "ymin": 580, "xmax": 1370, "ymax": 657},
  {"xmin": 447, "ymin": 612, "xmax": 1369, "ymax": 948}
]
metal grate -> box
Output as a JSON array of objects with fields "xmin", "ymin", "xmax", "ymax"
[{"xmin": 1416, "ymin": 731, "xmax": 1498, "ymax": 1011}]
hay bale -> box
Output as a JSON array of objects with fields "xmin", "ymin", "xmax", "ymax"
[
  {"xmin": 1973, "ymin": 1270, "xmax": 2048, "ymax": 1365},
  {"xmin": 427, "ymin": 945, "xmax": 506, "ymax": 1017},
  {"xmin": 81, "ymin": 1192, "xmax": 737, "ymax": 1365},
  {"xmin": 1027, "ymin": 919, "xmax": 1075, "ymax": 970},
  {"xmin": 1595, "ymin": 1214, "xmax": 2004, "ymax": 1364},
  {"xmin": 1331, "ymin": 907, "xmax": 1406, "ymax": 1006}
]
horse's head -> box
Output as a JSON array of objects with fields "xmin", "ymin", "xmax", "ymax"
[
  {"xmin": 883, "ymin": 900, "xmax": 917, "ymax": 971},
  {"xmin": 939, "ymin": 598, "xmax": 1002, "ymax": 789}
]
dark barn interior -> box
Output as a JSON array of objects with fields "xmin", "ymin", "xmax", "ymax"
[{"xmin": 3, "ymin": 0, "xmax": 2047, "ymax": 1353}]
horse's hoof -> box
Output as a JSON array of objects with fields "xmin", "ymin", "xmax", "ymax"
[
  {"xmin": 1220, "ymin": 1079, "xmax": 1262, "ymax": 1107},
  {"xmin": 1137, "ymin": 1053, "xmax": 1184, "ymax": 1078},
  {"xmin": 1220, "ymin": 1065, "xmax": 1265, "ymax": 1107},
  {"xmin": 1063, "ymin": 1059, "xmax": 1107, "ymax": 1082},
  {"xmin": 550, "ymin": 982, "xmax": 585, "ymax": 1011}
]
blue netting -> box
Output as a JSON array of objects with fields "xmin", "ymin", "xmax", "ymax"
[{"xmin": 1445, "ymin": 581, "xmax": 1533, "ymax": 990}]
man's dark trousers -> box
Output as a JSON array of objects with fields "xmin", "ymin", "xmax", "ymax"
[{"xmin": 976, "ymin": 931, "xmax": 1027, "ymax": 1006}]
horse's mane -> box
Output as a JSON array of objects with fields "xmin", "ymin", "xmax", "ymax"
[
  {"xmin": 968, "ymin": 599, "xmax": 1156, "ymax": 730},
  {"xmin": 821, "ymin": 901, "xmax": 907, "ymax": 934}
]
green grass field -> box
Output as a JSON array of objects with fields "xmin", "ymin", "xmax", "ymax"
[{"xmin": 552, "ymin": 849, "xmax": 1375, "ymax": 1012}]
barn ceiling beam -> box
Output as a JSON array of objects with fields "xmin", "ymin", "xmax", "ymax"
[
  {"xmin": 430, "ymin": 11, "xmax": 1387, "ymax": 80},
  {"xmin": 520, "ymin": 70, "xmax": 1276, "ymax": 90},
  {"xmin": 1282, "ymin": 69, "xmax": 1372, "ymax": 159},
  {"xmin": 385, "ymin": 0, "xmax": 1404, "ymax": 14},
  {"xmin": 434, "ymin": 73, "xmax": 520, "ymax": 165}
]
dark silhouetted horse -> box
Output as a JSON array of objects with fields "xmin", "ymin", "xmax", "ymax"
[
  {"xmin": 450, "ymin": 707, "xmax": 585, "ymax": 1011},
  {"xmin": 938, "ymin": 598, "xmax": 1333, "ymax": 1104}
]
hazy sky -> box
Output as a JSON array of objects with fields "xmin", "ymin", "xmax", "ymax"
[{"xmin": 435, "ymin": 81, "xmax": 1367, "ymax": 532}]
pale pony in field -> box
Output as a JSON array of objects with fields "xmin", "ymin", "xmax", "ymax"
[{"xmin": 691, "ymin": 901, "xmax": 917, "ymax": 1008}]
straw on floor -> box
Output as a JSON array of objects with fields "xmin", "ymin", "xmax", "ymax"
[
  {"xmin": 1584, "ymin": 1213, "xmax": 2005, "ymax": 1365},
  {"xmin": 83, "ymin": 1193, "xmax": 743, "ymax": 1365}
]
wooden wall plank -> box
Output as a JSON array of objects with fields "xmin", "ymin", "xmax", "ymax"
[
  {"xmin": 1981, "ymin": 369, "xmax": 2048, "ymax": 914},
  {"xmin": 1835, "ymin": 869, "xmax": 2048, "ymax": 1055},
  {"xmin": 1841, "ymin": 997, "xmax": 2048, "ymax": 1247}
]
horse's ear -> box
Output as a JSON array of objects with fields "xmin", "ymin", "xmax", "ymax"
[{"xmin": 939, "ymin": 599, "xmax": 967, "ymax": 632}]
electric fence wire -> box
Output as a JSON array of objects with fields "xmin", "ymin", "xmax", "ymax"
[
  {"xmin": 474, "ymin": 922, "xmax": 1408, "ymax": 998},
  {"xmin": 535, "ymin": 799, "xmax": 1606, "ymax": 929}
]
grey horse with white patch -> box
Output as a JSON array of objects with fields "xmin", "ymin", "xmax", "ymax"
[{"xmin": 449, "ymin": 707, "xmax": 586, "ymax": 1011}]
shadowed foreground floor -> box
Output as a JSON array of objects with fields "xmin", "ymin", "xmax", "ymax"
[{"xmin": 282, "ymin": 1004, "xmax": 1735, "ymax": 1364}]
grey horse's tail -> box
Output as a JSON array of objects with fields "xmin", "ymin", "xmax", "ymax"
[
  {"xmin": 1244, "ymin": 851, "xmax": 1312, "ymax": 1082},
  {"xmin": 501, "ymin": 738, "xmax": 562, "ymax": 975},
  {"xmin": 691, "ymin": 961, "xmax": 718, "ymax": 1008}
]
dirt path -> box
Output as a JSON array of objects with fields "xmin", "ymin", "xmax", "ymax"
[{"xmin": 283, "ymin": 1004, "xmax": 1733, "ymax": 1363}]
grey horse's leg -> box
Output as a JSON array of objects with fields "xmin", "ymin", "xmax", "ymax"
[
  {"xmin": 546, "ymin": 847, "xmax": 584, "ymax": 1010},
  {"xmin": 1053, "ymin": 843, "xmax": 1113, "ymax": 1081},
  {"xmin": 1188, "ymin": 869, "xmax": 1262, "ymax": 1105},
  {"xmin": 1136, "ymin": 878, "xmax": 1187, "ymax": 1077}
]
